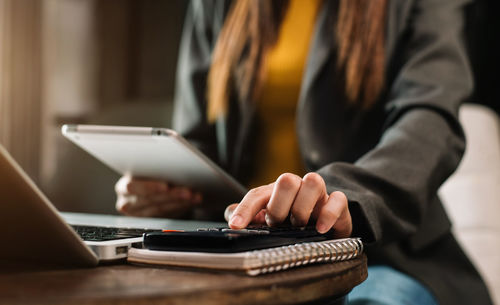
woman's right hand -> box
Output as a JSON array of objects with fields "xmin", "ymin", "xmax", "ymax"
[{"xmin": 115, "ymin": 175, "xmax": 202, "ymax": 218}]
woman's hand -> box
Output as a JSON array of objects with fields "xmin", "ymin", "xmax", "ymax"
[
  {"xmin": 224, "ymin": 173, "xmax": 352, "ymax": 237},
  {"xmin": 115, "ymin": 175, "xmax": 202, "ymax": 218}
]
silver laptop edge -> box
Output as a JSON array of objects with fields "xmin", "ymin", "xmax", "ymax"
[{"xmin": 0, "ymin": 144, "xmax": 146, "ymax": 266}]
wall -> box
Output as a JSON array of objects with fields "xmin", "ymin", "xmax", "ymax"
[
  {"xmin": 0, "ymin": 0, "xmax": 42, "ymax": 181},
  {"xmin": 0, "ymin": 0, "xmax": 187, "ymax": 214}
]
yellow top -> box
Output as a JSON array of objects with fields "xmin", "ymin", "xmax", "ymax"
[{"xmin": 248, "ymin": 0, "xmax": 320, "ymax": 188}]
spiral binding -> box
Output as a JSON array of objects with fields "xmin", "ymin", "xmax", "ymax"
[{"xmin": 247, "ymin": 238, "xmax": 363, "ymax": 276}]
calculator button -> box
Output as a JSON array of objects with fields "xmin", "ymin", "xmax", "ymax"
[
  {"xmin": 247, "ymin": 229, "xmax": 270, "ymax": 235},
  {"xmin": 220, "ymin": 228, "xmax": 271, "ymax": 235},
  {"xmin": 221, "ymin": 228, "xmax": 251, "ymax": 233}
]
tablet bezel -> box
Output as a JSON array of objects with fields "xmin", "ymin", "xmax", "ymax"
[{"xmin": 62, "ymin": 124, "xmax": 247, "ymax": 202}]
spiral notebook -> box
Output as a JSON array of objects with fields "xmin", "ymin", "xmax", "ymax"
[{"xmin": 128, "ymin": 238, "xmax": 363, "ymax": 276}]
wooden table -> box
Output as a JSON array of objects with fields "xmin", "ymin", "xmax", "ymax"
[{"xmin": 0, "ymin": 255, "xmax": 367, "ymax": 305}]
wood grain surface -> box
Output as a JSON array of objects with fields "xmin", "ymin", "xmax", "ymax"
[{"xmin": 0, "ymin": 255, "xmax": 367, "ymax": 305}]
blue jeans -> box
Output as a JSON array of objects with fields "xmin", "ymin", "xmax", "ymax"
[{"xmin": 348, "ymin": 265, "xmax": 439, "ymax": 305}]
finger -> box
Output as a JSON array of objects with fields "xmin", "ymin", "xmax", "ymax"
[
  {"xmin": 229, "ymin": 184, "xmax": 274, "ymax": 229},
  {"xmin": 192, "ymin": 192, "xmax": 203, "ymax": 204},
  {"xmin": 167, "ymin": 186, "xmax": 198, "ymax": 202},
  {"xmin": 133, "ymin": 205, "xmax": 165, "ymax": 217},
  {"xmin": 225, "ymin": 204, "xmax": 266, "ymax": 224},
  {"xmin": 265, "ymin": 173, "xmax": 302, "ymax": 226},
  {"xmin": 116, "ymin": 194, "xmax": 153, "ymax": 214},
  {"xmin": 116, "ymin": 176, "xmax": 168, "ymax": 196},
  {"xmin": 115, "ymin": 175, "xmax": 132, "ymax": 195},
  {"xmin": 133, "ymin": 193, "xmax": 200, "ymax": 215},
  {"xmin": 116, "ymin": 195, "xmax": 131, "ymax": 214},
  {"xmin": 316, "ymin": 191, "xmax": 352, "ymax": 236},
  {"xmin": 116, "ymin": 195, "xmax": 154, "ymax": 217},
  {"xmin": 154, "ymin": 201, "xmax": 193, "ymax": 218},
  {"xmin": 251, "ymin": 209, "xmax": 267, "ymax": 224},
  {"xmin": 224, "ymin": 203, "xmax": 238, "ymax": 222},
  {"xmin": 119, "ymin": 195, "xmax": 194, "ymax": 218},
  {"xmin": 117, "ymin": 188, "xmax": 201, "ymax": 217},
  {"xmin": 147, "ymin": 192, "xmax": 200, "ymax": 206},
  {"xmin": 290, "ymin": 173, "xmax": 327, "ymax": 227},
  {"xmin": 146, "ymin": 187, "xmax": 202, "ymax": 206}
]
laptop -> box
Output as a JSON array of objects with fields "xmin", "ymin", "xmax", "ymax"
[{"xmin": 0, "ymin": 144, "xmax": 223, "ymax": 267}]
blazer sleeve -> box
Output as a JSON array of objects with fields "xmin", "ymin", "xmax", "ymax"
[
  {"xmin": 317, "ymin": 0, "xmax": 473, "ymax": 245},
  {"xmin": 172, "ymin": 0, "xmax": 227, "ymax": 162}
]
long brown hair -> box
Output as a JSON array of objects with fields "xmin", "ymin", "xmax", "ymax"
[{"xmin": 207, "ymin": 0, "xmax": 387, "ymax": 122}]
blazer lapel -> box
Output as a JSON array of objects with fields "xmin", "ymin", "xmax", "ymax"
[{"xmin": 385, "ymin": 0, "xmax": 413, "ymax": 63}]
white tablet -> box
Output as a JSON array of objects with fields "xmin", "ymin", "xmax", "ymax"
[{"xmin": 62, "ymin": 125, "xmax": 247, "ymax": 202}]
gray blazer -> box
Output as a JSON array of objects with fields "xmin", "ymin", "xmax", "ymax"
[{"xmin": 172, "ymin": 0, "xmax": 492, "ymax": 304}]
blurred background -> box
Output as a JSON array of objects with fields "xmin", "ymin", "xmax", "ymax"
[
  {"xmin": 0, "ymin": 0, "xmax": 498, "ymax": 215},
  {"xmin": 0, "ymin": 0, "xmax": 187, "ymax": 214}
]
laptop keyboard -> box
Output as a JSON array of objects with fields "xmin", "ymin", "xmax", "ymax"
[{"xmin": 72, "ymin": 225, "xmax": 160, "ymax": 241}]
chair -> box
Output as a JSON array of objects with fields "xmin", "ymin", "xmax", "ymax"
[{"xmin": 439, "ymin": 103, "xmax": 500, "ymax": 304}]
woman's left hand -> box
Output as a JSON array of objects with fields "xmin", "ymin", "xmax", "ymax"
[{"xmin": 224, "ymin": 172, "xmax": 352, "ymax": 237}]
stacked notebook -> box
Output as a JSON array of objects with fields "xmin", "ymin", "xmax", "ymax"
[{"xmin": 128, "ymin": 227, "xmax": 363, "ymax": 276}]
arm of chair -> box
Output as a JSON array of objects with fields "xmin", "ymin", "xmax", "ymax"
[{"xmin": 439, "ymin": 103, "xmax": 500, "ymax": 305}]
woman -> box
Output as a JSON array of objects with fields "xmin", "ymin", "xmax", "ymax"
[{"xmin": 115, "ymin": 0, "xmax": 492, "ymax": 304}]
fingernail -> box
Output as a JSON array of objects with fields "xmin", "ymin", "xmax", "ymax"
[
  {"xmin": 265, "ymin": 214, "xmax": 277, "ymax": 227},
  {"xmin": 317, "ymin": 223, "xmax": 328, "ymax": 234},
  {"xmin": 290, "ymin": 215, "xmax": 298, "ymax": 227},
  {"xmin": 230, "ymin": 215, "xmax": 244, "ymax": 228}
]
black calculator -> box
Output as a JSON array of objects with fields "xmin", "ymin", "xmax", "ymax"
[{"xmin": 143, "ymin": 226, "xmax": 335, "ymax": 253}]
